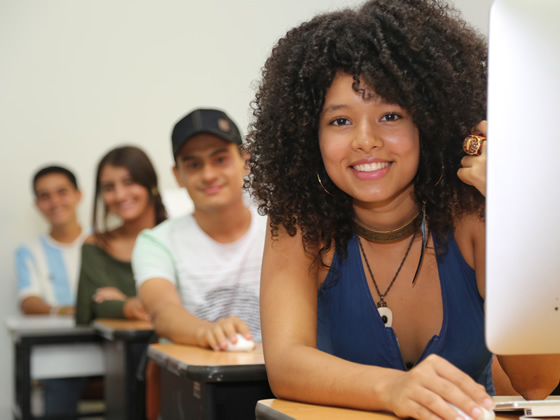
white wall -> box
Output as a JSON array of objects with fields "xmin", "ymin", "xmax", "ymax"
[{"xmin": 0, "ymin": 0, "xmax": 492, "ymax": 414}]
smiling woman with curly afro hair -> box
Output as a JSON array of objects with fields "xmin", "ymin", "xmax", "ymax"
[
  {"xmin": 246, "ymin": 0, "xmax": 486, "ymax": 258},
  {"xmin": 245, "ymin": 0, "xmax": 560, "ymax": 417}
]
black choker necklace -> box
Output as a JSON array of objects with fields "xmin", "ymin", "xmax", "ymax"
[
  {"xmin": 352, "ymin": 212, "xmax": 421, "ymax": 243},
  {"xmin": 354, "ymin": 202, "xmax": 428, "ymax": 286}
]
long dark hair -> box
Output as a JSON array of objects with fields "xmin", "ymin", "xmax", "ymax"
[{"xmin": 92, "ymin": 145, "xmax": 167, "ymax": 239}]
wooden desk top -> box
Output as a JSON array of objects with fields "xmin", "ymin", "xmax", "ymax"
[
  {"xmin": 256, "ymin": 399, "xmax": 523, "ymax": 420},
  {"xmin": 257, "ymin": 399, "xmax": 394, "ymax": 419},
  {"xmin": 92, "ymin": 318, "xmax": 154, "ymax": 340},
  {"xmin": 5, "ymin": 315, "xmax": 95, "ymax": 338},
  {"xmin": 148, "ymin": 342, "xmax": 267, "ymax": 383}
]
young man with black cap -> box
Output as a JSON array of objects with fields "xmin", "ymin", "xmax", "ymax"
[{"xmin": 132, "ymin": 108, "xmax": 266, "ymax": 350}]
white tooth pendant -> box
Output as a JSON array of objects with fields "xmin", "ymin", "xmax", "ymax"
[{"xmin": 377, "ymin": 305, "xmax": 393, "ymax": 327}]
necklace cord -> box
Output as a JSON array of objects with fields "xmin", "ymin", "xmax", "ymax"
[
  {"xmin": 412, "ymin": 202, "xmax": 427, "ymax": 285},
  {"xmin": 358, "ymin": 231, "xmax": 417, "ymax": 305}
]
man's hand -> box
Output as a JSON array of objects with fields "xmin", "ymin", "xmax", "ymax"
[
  {"xmin": 123, "ymin": 297, "xmax": 151, "ymax": 321},
  {"xmin": 195, "ymin": 315, "xmax": 253, "ymax": 351}
]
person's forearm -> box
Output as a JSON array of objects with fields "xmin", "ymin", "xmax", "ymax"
[
  {"xmin": 498, "ymin": 354, "xmax": 560, "ymax": 399},
  {"xmin": 152, "ymin": 304, "xmax": 213, "ymax": 346},
  {"xmin": 21, "ymin": 296, "xmax": 52, "ymax": 315},
  {"xmin": 265, "ymin": 343, "xmax": 398, "ymax": 412}
]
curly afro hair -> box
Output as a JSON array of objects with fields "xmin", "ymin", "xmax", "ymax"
[{"xmin": 245, "ymin": 0, "xmax": 487, "ymax": 261}]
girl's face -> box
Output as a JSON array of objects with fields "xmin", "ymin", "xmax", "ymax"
[
  {"xmin": 99, "ymin": 164, "xmax": 152, "ymax": 223},
  {"xmin": 318, "ymin": 73, "xmax": 420, "ymax": 208}
]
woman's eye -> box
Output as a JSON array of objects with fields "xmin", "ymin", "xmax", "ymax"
[
  {"xmin": 381, "ymin": 113, "xmax": 401, "ymax": 122},
  {"xmin": 330, "ymin": 118, "xmax": 350, "ymax": 126}
]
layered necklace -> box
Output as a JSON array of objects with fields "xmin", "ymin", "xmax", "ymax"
[{"xmin": 355, "ymin": 204, "xmax": 427, "ymax": 327}]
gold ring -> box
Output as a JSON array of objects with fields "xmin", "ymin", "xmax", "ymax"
[{"xmin": 463, "ymin": 135, "xmax": 486, "ymax": 156}]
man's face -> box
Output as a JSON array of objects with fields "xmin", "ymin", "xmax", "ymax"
[
  {"xmin": 34, "ymin": 173, "xmax": 81, "ymax": 228},
  {"xmin": 173, "ymin": 134, "xmax": 248, "ymax": 213}
]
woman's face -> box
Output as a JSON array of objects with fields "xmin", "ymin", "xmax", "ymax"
[
  {"xmin": 318, "ymin": 73, "xmax": 420, "ymax": 208},
  {"xmin": 99, "ymin": 164, "xmax": 152, "ymax": 223}
]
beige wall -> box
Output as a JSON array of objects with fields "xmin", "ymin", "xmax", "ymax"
[{"xmin": 0, "ymin": 0, "xmax": 493, "ymax": 413}]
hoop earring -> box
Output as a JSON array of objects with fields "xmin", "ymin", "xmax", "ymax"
[{"xmin": 317, "ymin": 173, "xmax": 335, "ymax": 196}]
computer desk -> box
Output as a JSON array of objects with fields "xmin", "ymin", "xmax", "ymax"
[
  {"xmin": 148, "ymin": 342, "xmax": 274, "ymax": 420},
  {"xmin": 256, "ymin": 399, "xmax": 523, "ymax": 420},
  {"xmin": 5, "ymin": 315, "xmax": 105, "ymax": 420},
  {"xmin": 92, "ymin": 318, "xmax": 154, "ymax": 420}
]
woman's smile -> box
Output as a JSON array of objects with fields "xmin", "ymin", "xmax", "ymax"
[{"xmin": 352, "ymin": 161, "xmax": 391, "ymax": 172}]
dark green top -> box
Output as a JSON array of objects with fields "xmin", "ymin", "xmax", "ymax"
[{"xmin": 75, "ymin": 243, "xmax": 137, "ymax": 325}]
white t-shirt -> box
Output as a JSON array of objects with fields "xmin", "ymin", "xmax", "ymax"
[
  {"xmin": 15, "ymin": 231, "xmax": 89, "ymax": 307},
  {"xmin": 132, "ymin": 207, "xmax": 267, "ymax": 342}
]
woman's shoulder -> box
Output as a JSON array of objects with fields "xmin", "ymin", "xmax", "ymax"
[
  {"xmin": 82, "ymin": 234, "xmax": 114, "ymax": 258},
  {"xmin": 82, "ymin": 235, "xmax": 134, "ymax": 267},
  {"xmin": 268, "ymin": 223, "xmax": 335, "ymax": 287},
  {"xmin": 452, "ymin": 210, "xmax": 485, "ymax": 269},
  {"xmin": 83, "ymin": 233, "xmax": 114, "ymax": 251},
  {"xmin": 453, "ymin": 210, "xmax": 484, "ymax": 235},
  {"xmin": 83, "ymin": 234, "xmax": 97, "ymax": 245},
  {"xmin": 81, "ymin": 237, "xmax": 107, "ymax": 257}
]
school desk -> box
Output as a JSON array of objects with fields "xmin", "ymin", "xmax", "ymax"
[
  {"xmin": 148, "ymin": 342, "xmax": 274, "ymax": 420},
  {"xmin": 256, "ymin": 399, "xmax": 523, "ymax": 420},
  {"xmin": 5, "ymin": 315, "xmax": 105, "ymax": 420},
  {"xmin": 92, "ymin": 318, "xmax": 154, "ymax": 420}
]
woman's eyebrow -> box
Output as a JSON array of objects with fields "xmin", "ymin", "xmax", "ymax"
[{"xmin": 321, "ymin": 104, "xmax": 349, "ymax": 115}]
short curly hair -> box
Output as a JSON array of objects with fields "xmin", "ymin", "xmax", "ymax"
[{"xmin": 245, "ymin": 0, "xmax": 487, "ymax": 261}]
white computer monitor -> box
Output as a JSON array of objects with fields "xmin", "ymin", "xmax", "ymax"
[{"xmin": 485, "ymin": 0, "xmax": 560, "ymax": 355}]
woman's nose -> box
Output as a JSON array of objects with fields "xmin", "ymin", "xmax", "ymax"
[
  {"xmin": 114, "ymin": 184, "xmax": 128, "ymax": 200},
  {"xmin": 352, "ymin": 120, "xmax": 383, "ymax": 152}
]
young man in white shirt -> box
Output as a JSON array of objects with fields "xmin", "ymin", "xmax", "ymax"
[
  {"xmin": 15, "ymin": 165, "xmax": 87, "ymax": 316},
  {"xmin": 133, "ymin": 108, "xmax": 266, "ymax": 351}
]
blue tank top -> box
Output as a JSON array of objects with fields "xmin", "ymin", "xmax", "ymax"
[{"xmin": 317, "ymin": 233, "xmax": 494, "ymax": 394}]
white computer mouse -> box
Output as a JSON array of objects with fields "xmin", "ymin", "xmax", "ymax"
[
  {"xmin": 223, "ymin": 333, "xmax": 256, "ymax": 352},
  {"xmin": 447, "ymin": 403, "xmax": 495, "ymax": 420}
]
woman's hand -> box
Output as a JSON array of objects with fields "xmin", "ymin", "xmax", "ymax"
[
  {"xmin": 386, "ymin": 355, "xmax": 494, "ymax": 420},
  {"xmin": 195, "ymin": 315, "xmax": 252, "ymax": 351},
  {"xmin": 123, "ymin": 297, "xmax": 151, "ymax": 321},
  {"xmin": 93, "ymin": 286, "xmax": 127, "ymax": 303},
  {"xmin": 458, "ymin": 121, "xmax": 487, "ymax": 196}
]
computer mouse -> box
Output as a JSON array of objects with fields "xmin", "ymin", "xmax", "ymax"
[
  {"xmin": 223, "ymin": 333, "xmax": 256, "ymax": 352},
  {"xmin": 447, "ymin": 403, "xmax": 495, "ymax": 420}
]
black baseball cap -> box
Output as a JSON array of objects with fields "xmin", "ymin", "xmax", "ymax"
[{"xmin": 171, "ymin": 108, "xmax": 242, "ymax": 159}]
